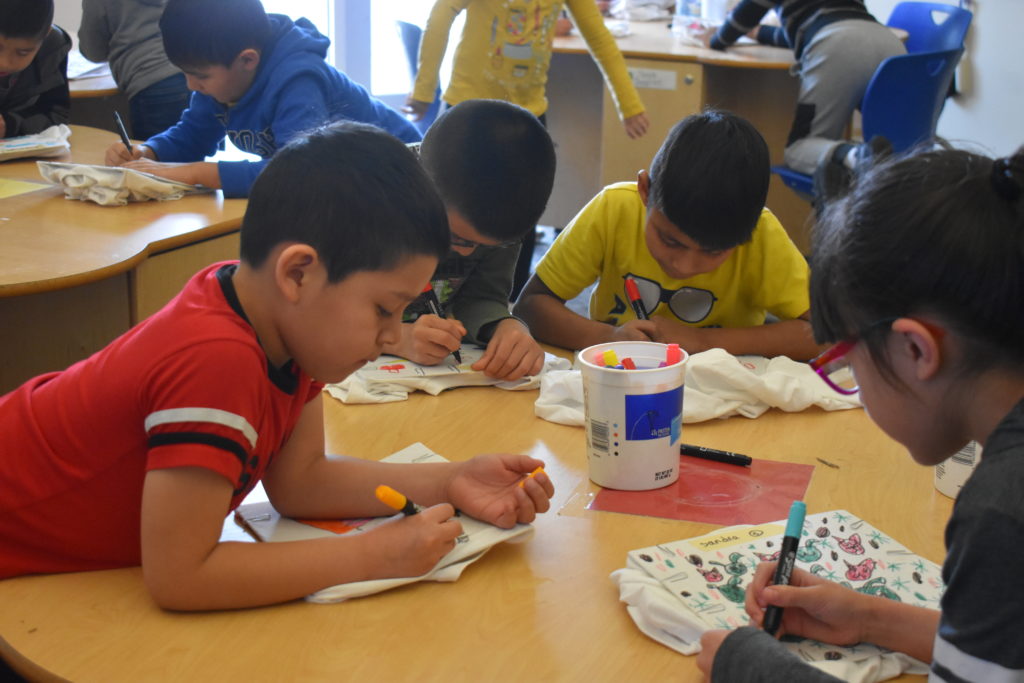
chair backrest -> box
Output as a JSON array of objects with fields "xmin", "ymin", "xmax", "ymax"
[
  {"xmin": 861, "ymin": 47, "xmax": 963, "ymax": 152},
  {"xmin": 886, "ymin": 2, "xmax": 972, "ymax": 53},
  {"xmin": 395, "ymin": 20, "xmax": 441, "ymax": 133}
]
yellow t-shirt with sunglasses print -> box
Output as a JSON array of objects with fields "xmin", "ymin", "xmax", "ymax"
[{"xmin": 535, "ymin": 182, "xmax": 809, "ymax": 328}]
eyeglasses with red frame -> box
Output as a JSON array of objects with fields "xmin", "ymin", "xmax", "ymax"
[{"xmin": 809, "ymin": 317, "xmax": 944, "ymax": 395}]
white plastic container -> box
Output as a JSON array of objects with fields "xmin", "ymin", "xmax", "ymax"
[
  {"xmin": 579, "ymin": 342, "xmax": 688, "ymax": 490},
  {"xmin": 934, "ymin": 441, "xmax": 981, "ymax": 499}
]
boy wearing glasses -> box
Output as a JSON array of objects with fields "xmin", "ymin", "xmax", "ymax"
[
  {"xmin": 384, "ymin": 100, "xmax": 557, "ymax": 381},
  {"xmin": 514, "ymin": 110, "xmax": 821, "ymax": 361}
]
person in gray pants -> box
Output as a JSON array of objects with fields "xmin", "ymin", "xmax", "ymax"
[{"xmin": 708, "ymin": 0, "xmax": 905, "ymax": 176}]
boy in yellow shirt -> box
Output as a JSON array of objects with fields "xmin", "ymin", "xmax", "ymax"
[
  {"xmin": 514, "ymin": 110, "xmax": 820, "ymax": 361},
  {"xmin": 406, "ymin": 0, "xmax": 648, "ymax": 139}
]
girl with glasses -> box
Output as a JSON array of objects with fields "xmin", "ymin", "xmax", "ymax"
[{"xmin": 698, "ymin": 145, "xmax": 1024, "ymax": 681}]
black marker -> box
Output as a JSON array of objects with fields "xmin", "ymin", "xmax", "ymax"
[
  {"xmin": 763, "ymin": 500, "xmax": 807, "ymax": 636},
  {"xmin": 421, "ymin": 283, "xmax": 462, "ymax": 364},
  {"xmin": 113, "ymin": 111, "xmax": 132, "ymax": 154},
  {"xmin": 680, "ymin": 443, "xmax": 752, "ymax": 467}
]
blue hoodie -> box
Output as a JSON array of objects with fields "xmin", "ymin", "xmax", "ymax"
[{"xmin": 144, "ymin": 15, "xmax": 420, "ymax": 197}]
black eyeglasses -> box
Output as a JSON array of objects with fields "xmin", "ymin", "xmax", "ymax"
[
  {"xmin": 449, "ymin": 232, "xmax": 520, "ymax": 250},
  {"xmin": 624, "ymin": 273, "xmax": 717, "ymax": 323}
]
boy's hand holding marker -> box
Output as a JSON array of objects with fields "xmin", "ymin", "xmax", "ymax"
[{"xmin": 373, "ymin": 485, "xmax": 464, "ymax": 578}]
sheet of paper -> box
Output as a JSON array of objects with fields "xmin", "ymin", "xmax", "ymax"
[
  {"xmin": 589, "ymin": 454, "xmax": 814, "ymax": 525},
  {"xmin": 233, "ymin": 442, "xmax": 534, "ymax": 602},
  {"xmin": 0, "ymin": 178, "xmax": 51, "ymax": 199}
]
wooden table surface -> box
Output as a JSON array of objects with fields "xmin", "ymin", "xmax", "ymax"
[
  {"xmin": 553, "ymin": 19, "xmax": 794, "ymax": 68},
  {"xmin": 0, "ymin": 373, "xmax": 953, "ymax": 682},
  {"xmin": 0, "ymin": 125, "xmax": 245, "ymax": 297}
]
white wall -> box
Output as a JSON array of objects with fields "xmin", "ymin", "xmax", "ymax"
[{"xmin": 869, "ymin": 0, "xmax": 1021, "ymax": 155}]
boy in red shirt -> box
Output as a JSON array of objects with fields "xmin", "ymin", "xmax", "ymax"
[{"xmin": 0, "ymin": 122, "xmax": 553, "ymax": 610}]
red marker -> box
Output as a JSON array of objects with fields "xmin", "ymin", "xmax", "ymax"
[
  {"xmin": 422, "ymin": 283, "xmax": 462, "ymax": 364},
  {"xmin": 624, "ymin": 277, "xmax": 648, "ymax": 320}
]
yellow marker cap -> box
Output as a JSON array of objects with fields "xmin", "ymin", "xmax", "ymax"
[
  {"xmin": 375, "ymin": 485, "xmax": 408, "ymax": 511},
  {"xmin": 602, "ymin": 349, "xmax": 619, "ymax": 366}
]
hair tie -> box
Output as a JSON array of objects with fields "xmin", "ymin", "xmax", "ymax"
[{"xmin": 991, "ymin": 158, "xmax": 1023, "ymax": 202}]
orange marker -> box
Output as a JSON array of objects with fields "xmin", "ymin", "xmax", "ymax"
[
  {"xmin": 518, "ymin": 466, "xmax": 546, "ymax": 488},
  {"xmin": 375, "ymin": 485, "xmax": 420, "ymax": 516}
]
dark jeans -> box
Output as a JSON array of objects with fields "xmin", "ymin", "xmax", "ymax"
[{"xmin": 129, "ymin": 73, "xmax": 191, "ymax": 141}]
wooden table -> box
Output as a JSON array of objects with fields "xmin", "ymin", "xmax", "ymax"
[
  {"xmin": 69, "ymin": 73, "xmax": 119, "ymax": 100},
  {"xmin": 0, "ymin": 125, "xmax": 245, "ymax": 392},
  {"xmin": 0, "ymin": 375, "xmax": 953, "ymax": 681},
  {"xmin": 545, "ymin": 20, "xmax": 813, "ymax": 251}
]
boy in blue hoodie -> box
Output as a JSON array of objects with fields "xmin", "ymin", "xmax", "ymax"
[{"xmin": 104, "ymin": 0, "xmax": 420, "ymax": 197}]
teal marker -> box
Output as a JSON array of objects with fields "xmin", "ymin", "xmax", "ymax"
[{"xmin": 762, "ymin": 500, "xmax": 806, "ymax": 636}]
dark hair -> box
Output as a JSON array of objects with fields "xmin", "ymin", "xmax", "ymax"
[
  {"xmin": 648, "ymin": 110, "xmax": 770, "ymax": 251},
  {"xmin": 240, "ymin": 121, "xmax": 450, "ymax": 283},
  {"xmin": 0, "ymin": 0, "xmax": 53, "ymax": 40},
  {"xmin": 419, "ymin": 99, "xmax": 556, "ymax": 242},
  {"xmin": 160, "ymin": 0, "xmax": 271, "ymax": 68},
  {"xmin": 811, "ymin": 145, "xmax": 1024, "ymax": 378}
]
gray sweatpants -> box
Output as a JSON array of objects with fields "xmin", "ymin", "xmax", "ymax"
[{"xmin": 783, "ymin": 19, "xmax": 906, "ymax": 175}]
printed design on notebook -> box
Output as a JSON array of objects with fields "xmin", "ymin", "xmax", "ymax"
[{"xmin": 628, "ymin": 510, "xmax": 944, "ymax": 661}]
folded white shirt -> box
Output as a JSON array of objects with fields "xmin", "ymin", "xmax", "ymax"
[
  {"xmin": 535, "ymin": 348, "xmax": 861, "ymax": 426},
  {"xmin": 325, "ymin": 347, "xmax": 572, "ymax": 404},
  {"xmin": 38, "ymin": 160, "xmax": 209, "ymax": 206}
]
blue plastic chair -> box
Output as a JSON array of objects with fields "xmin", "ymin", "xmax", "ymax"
[
  {"xmin": 396, "ymin": 20, "xmax": 441, "ymax": 134},
  {"xmin": 886, "ymin": 2, "xmax": 972, "ymax": 54},
  {"xmin": 772, "ymin": 47, "xmax": 964, "ymax": 201}
]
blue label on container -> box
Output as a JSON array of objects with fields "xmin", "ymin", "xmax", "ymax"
[{"xmin": 624, "ymin": 386, "xmax": 683, "ymax": 441}]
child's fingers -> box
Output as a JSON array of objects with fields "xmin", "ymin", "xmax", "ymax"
[{"xmin": 518, "ymin": 472, "xmax": 553, "ymax": 516}]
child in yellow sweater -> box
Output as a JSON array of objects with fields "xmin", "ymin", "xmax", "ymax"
[{"xmin": 406, "ymin": 0, "xmax": 648, "ymax": 139}]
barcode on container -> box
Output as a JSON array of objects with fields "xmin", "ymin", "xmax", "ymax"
[
  {"xmin": 951, "ymin": 442, "xmax": 977, "ymax": 467},
  {"xmin": 590, "ymin": 420, "xmax": 609, "ymax": 453}
]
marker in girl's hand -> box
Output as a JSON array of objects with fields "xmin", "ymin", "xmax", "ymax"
[
  {"xmin": 375, "ymin": 485, "xmax": 420, "ymax": 516},
  {"xmin": 519, "ymin": 466, "xmax": 546, "ymax": 488},
  {"xmin": 763, "ymin": 500, "xmax": 806, "ymax": 636}
]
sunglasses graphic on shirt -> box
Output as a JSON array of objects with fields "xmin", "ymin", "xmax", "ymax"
[{"xmin": 624, "ymin": 273, "xmax": 717, "ymax": 323}]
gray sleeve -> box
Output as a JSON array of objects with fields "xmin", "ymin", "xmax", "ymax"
[
  {"xmin": 78, "ymin": 0, "xmax": 111, "ymax": 62},
  {"xmin": 712, "ymin": 627, "xmax": 844, "ymax": 683},
  {"xmin": 449, "ymin": 246, "xmax": 518, "ymax": 344}
]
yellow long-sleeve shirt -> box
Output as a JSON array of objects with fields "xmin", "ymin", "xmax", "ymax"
[{"xmin": 412, "ymin": 0, "xmax": 645, "ymax": 120}]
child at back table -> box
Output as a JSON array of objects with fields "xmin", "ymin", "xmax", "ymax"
[
  {"xmin": 0, "ymin": 122, "xmax": 554, "ymax": 611},
  {"xmin": 406, "ymin": 0, "xmax": 649, "ymax": 139},
  {"xmin": 79, "ymin": 0, "xmax": 191, "ymax": 140},
  {"xmin": 513, "ymin": 110, "xmax": 820, "ymax": 361},
  {"xmin": 103, "ymin": 0, "xmax": 420, "ymax": 197},
  {"xmin": 698, "ymin": 146, "xmax": 1024, "ymax": 681},
  {"xmin": 0, "ymin": 0, "xmax": 70, "ymax": 138},
  {"xmin": 388, "ymin": 100, "xmax": 556, "ymax": 382}
]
